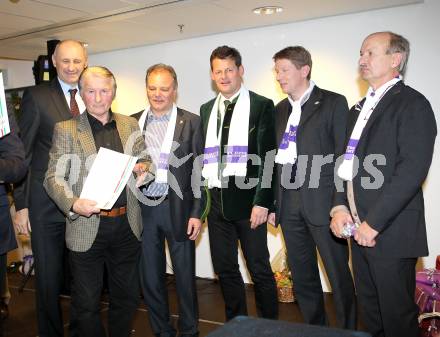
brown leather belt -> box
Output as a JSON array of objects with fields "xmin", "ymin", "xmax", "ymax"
[{"xmin": 99, "ymin": 206, "xmax": 127, "ymax": 217}]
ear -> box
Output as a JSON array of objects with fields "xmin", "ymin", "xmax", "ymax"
[
  {"xmin": 238, "ymin": 65, "xmax": 244, "ymax": 77},
  {"xmin": 51, "ymin": 54, "xmax": 57, "ymax": 68},
  {"xmin": 391, "ymin": 52, "xmax": 403, "ymax": 70},
  {"xmin": 300, "ymin": 65, "xmax": 311, "ymax": 79}
]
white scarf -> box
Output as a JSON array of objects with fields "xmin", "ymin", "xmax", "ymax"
[
  {"xmin": 138, "ymin": 104, "xmax": 178, "ymax": 184},
  {"xmin": 202, "ymin": 86, "xmax": 250, "ymax": 187},
  {"xmin": 275, "ymin": 81, "xmax": 315, "ymax": 164},
  {"xmin": 338, "ymin": 77, "xmax": 401, "ymax": 181}
]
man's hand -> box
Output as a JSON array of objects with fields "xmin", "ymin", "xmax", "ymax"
[
  {"xmin": 133, "ymin": 162, "xmax": 148, "ymax": 176},
  {"xmin": 14, "ymin": 208, "xmax": 30, "ymax": 236},
  {"xmin": 250, "ymin": 206, "xmax": 268, "ymax": 229},
  {"xmin": 267, "ymin": 212, "xmax": 276, "ymax": 227},
  {"xmin": 134, "ymin": 163, "xmax": 155, "ymax": 188},
  {"xmin": 72, "ymin": 199, "xmax": 100, "ymax": 217},
  {"xmin": 330, "ymin": 210, "xmax": 353, "ymax": 238},
  {"xmin": 353, "ymin": 221, "xmax": 378, "ymax": 247},
  {"xmin": 187, "ymin": 217, "xmax": 202, "ymax": 240}
]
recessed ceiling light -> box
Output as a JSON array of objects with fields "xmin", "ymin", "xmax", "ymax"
[
  {"xmin": 82, "ymin": 42, "xmax": 89, "ymax": 47},
  {"xmin": 253, "ymin": 6, "xmax": 283, "ymax": 15}
]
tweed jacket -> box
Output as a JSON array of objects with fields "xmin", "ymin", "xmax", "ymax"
[{"xmin": 44, "ymin": 112, "xmax": 147, "ymax": 252}]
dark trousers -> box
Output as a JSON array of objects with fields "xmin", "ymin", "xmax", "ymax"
[
  {"xmin": 0, "ymin": 254, "xmax": 5, "ymax": 303},
  {"xmin": 280, "ymin": 189, "xmax": 356, "ymax": 328},
  {"xmin": 139, "ymin": 199, "xmax": 198, "ymax": 337},
  {"xmin": 69, "ymin": 214, "xmax": 140, "ymax": 337},
  {"xmin": 208, "ymin": 189, "xmax": 278, "ymax": 321},
  {"xmin": 0, "ymin": 254, "xmax": 5, "ymax": 336},
  {"xmin": 352, "ymin": 243, "xmax": 419, "ymax": 337},
  {"xmin": 31, "ymin": 219, "xmax": 70, "ymax": 337}
]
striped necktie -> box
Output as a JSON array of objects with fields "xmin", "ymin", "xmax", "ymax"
[{"xmin": 69, "ymin": 89, "xmax": 80, "ymax": 116}]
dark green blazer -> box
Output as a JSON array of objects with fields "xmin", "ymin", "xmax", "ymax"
[{"xmin": 200, "ymin": 90, "xmax": 276, "ymax": 221}]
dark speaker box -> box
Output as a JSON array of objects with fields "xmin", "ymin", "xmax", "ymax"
[
  {"xmin": 207, "ymin": 316, "xmax": 371, "ymax": 337},
  {"xmin": 46, "ymin": 39, "xmax": 60, "ymax": 81}
]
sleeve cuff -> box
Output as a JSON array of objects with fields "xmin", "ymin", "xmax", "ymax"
[{"xmin": 330, "ymin": 205, "xmax": 350, "ymax": 218}]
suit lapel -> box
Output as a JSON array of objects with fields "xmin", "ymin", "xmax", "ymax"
[
  {"xmin": 173, "ymin": 108, "xmax": 186, "ymax": 141},
  {"xmin": 360, "ymin": 81, "xmax": 403, "ymax": 138},
  {"xmin": 201, "ymin": 100, "xmax": 215, "ymax": 136},
  {"xmin": 50, "ymin": 79, "xmax": 72, "ymax": 120},
  {"xmin": 113, "ymin": 113, "xmax": 131, "ymax": 152},
  {"xmin": 299, "ymin": 86, "xmax": 323, "ymax": 127},
  {"xmin": 347, "ymin": 99, "xmax": 364, "ymax": 137},
  {"xmin": 276, "ymin": 100, "xmax": 291, "ymax": 145},
  {"xmin": 77, "ymin": 112, "xmax": 97, "ymax": 158}
]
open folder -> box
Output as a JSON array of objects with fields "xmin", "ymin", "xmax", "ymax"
[{"xmin": 80, "ymin": 147, "xmax": 138, "ymax": 210}]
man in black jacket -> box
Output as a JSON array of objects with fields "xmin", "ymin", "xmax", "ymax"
[
  {"xmin": 268, "ymin": 46, "xmax": 356, "ymax": 328},
  {"xmin": 132, "ymin": 64, "xmax": 204, "ymax": 337},
  {"xmin": 13, "ymin": 40, "xmax": 87, "ymax": 337},
  {"xmin": 331, "ymin": 32, "xmax": 437, "ymax": 337},
  {"xmin": 0, "ymin": 109, "xmax": 26, "ymax": 335}
]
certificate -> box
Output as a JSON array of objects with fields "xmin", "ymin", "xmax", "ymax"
[
  {"xmin": 80, "ymin": 147, "xmax": 138, "ymax": 209},
  {"xmin": 0, "ymin": 72, "xmax": 11, "ymax": 138}
]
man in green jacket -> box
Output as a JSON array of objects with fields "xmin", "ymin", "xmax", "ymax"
[{"xmin": 200, "ymin": 45, "xmax": 278, "ymax": 321}]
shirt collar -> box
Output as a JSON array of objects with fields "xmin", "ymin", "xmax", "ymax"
[
  {"xmin": 366, "ymin": 75, "xmax": 402, "ymax": 99},
  {"xmin": 220, "ymin": 86, "xmax": 241, "ymax": 105},
  {"xmin": 287, "ymin": 80, "xmax": 315, "ymax": 108},
  {"xmin": 147, "ymin": 107, "xmax": 172, "ymax": 122},
  {"xmin": 57, "ymin": 77, "xmax": 79, "ymax": 96},
  {"xmin": 87, "ymin": 110, "xmax": 115, "ymax": 127}
]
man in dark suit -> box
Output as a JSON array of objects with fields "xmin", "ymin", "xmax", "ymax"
[
  {"xmin": 267, "ymin": 46, "xmax": 356, "ymax": 328},
  {"xmin": 330, "ymin": 32, "xmax": 437, "ymax": 337},
  {"xmin": 132, "ymin": 64, "xmax": 204, "ymax": 337},
  {"xmin": 44, "ymin": 66, "xmax": 147, "ymax": 337},
  {"xmin": 200, "ymin": 46, "xmax": 278, "ymax": 321},
  {"xmin": 0, "ymin": 109, "xmax": 27, "ymax": 335},
  {"xmin": 13, "ymin": 39, "xmax": 87, "ymax": 337}
]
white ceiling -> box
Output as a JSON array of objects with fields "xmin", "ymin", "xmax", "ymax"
[{"xmin": 0, "ymin": 0, "xmax": 422, "ymax": 60}]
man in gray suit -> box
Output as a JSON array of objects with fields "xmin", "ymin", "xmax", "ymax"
[{"xmin": 44, "ymin": 66, "xmax": 148, "ymax": 337}]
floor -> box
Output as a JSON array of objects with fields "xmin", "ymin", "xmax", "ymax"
[{"xmin": 2, "ymin": 272, "xmax": 360, "ymax": 337}]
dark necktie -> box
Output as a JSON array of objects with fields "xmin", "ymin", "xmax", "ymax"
[
  {"xmin": 69, "ymin": 89, "xmax": 80, "ymax": 117},
  {"xmin": 217, "ymin": 99, "xmax": 231, "ymax": 136}
]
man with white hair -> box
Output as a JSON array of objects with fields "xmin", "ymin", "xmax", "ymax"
[{"xmin": 44, "ymin": 66, "xmax": 147, "ymax": 337}]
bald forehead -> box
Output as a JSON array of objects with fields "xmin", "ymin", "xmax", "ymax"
[
  {"xmin": 364, "ymin": 32, "xmax": 390, "ymax": 46},
  {"xmin": 54, "ymin": 40, "xmax": 87, "ymax": 58}
]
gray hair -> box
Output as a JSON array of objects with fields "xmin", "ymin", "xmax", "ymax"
[
  {"xmin": 387, "ymin": 32, "xmax": 410, "ymax": 75},
  {"xmin": 145, "ymin": 63, "xmax": 178, "ymax": 89},
  {"xmin": 78, "ymin": 66, "xmax": 117, "ymax": 98}
]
